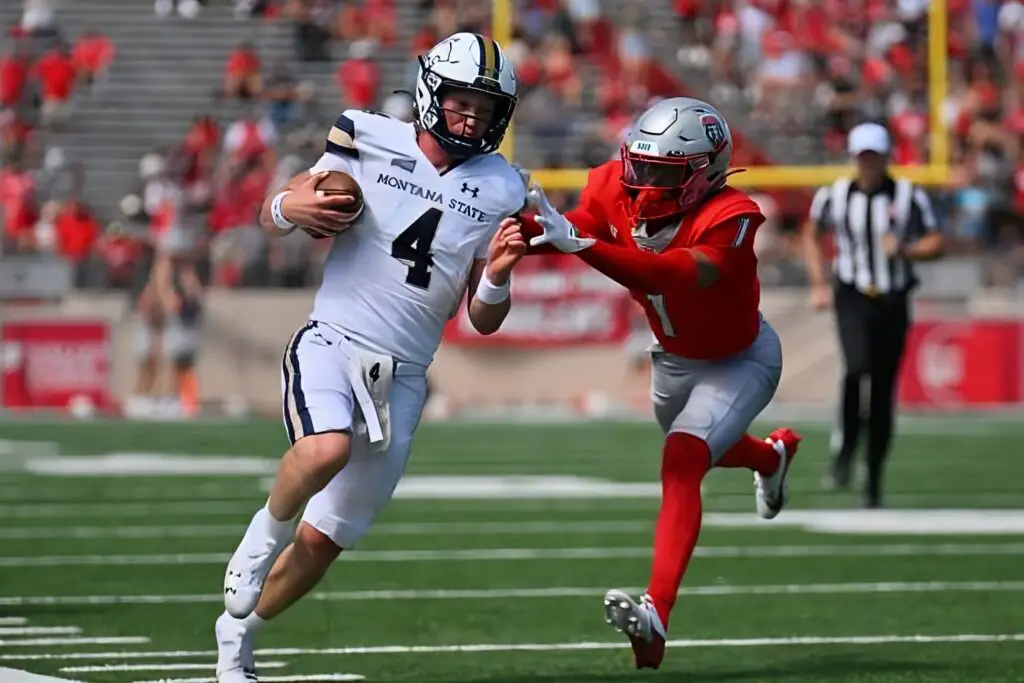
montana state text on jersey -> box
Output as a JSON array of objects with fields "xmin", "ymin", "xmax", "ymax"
[{"xmin": 312, "ymin": 108, "xmax": 526, "ymax": 366}]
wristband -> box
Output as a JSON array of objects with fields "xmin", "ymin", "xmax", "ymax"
[
  {"xmin": 476, "ymin": 271, "xmax": 511, "ymax": 304},
  {"xmin": 270, "ymin": 191, "xmax": 296, "ymax": 231}
]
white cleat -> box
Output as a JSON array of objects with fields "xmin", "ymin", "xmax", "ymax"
[
  {"xmin": 603, "ymin": 589, "xmax": 660, "ymax": 641},
  {"xmin": 216, "ymin": 612, "xmax": 257, "ymax": 683},
  {"xmin": 603, "ymin": 590, "xmax": 667, "ymax": 669},
  {"xmin": 754, "ymin": 427, "xmax": 802, "ymax": 520},
  {"xmin": 223, "ymin": 535, "xmax": 283, "ymax": 619}
]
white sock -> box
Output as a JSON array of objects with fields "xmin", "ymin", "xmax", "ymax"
[
  {"xmin": 252, "ymin": 505, "xmax": 294, "ymax": 546},
  {"xmin": 241, "ymin": 612, "xmax": 265, "ymax": 632}
]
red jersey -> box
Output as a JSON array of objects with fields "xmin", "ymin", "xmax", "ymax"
[{"xmin": 528, "ymin": 161, "xmax": 765, "ymax": 360}]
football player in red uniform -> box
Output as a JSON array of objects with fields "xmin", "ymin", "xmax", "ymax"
[{"xmin": 511, "ymin": 98, "xmax": 802, "ymax": 670}]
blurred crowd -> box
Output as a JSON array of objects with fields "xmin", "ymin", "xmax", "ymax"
[
  {"xmin": 1, "ymin": 0, "xmax": 1022, "ymax": 294},
  {"xmin": 673, "ymin": 0, "xmax": 1024, "ymax": 283}
]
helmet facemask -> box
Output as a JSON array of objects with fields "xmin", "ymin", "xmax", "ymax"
[{"xmin": 620, "ymin": 145, "xmax": 719, "ymax": 221}]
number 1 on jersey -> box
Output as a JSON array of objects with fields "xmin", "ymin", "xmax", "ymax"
[
  {"xmin": 647, "ymin": 294, "xmax": 676, "ymax": 337},
  {"xmin": 391, "ymin": 208, "xmax": 442, "ymax": 289}
]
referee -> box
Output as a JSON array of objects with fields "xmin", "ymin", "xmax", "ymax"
[{"xmin": 802, "ymin": 122, "xmax": 945, "ymax": 508}]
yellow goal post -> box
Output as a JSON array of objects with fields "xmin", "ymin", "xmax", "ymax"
[{"xmin": 493, "ymin": 0, "xmax": 951, "ymax": 190}]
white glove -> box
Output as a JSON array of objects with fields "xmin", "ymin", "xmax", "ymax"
[{"xmin": 527, "ymin": 184, "xmax": 596, "ymax": 254}]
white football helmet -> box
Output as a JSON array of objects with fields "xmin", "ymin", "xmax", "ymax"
[{"xmin": 414, "ymin": 32, "xmax": 519, "ymax": 157}]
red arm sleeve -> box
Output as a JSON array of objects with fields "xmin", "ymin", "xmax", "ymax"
[
  {"xmin": 574, "ymin": 213, "xmax": 763, "ymax": 295},
  {"xmin": 575, "ymin": 241, "xmax": 699, "ymax": 293}
]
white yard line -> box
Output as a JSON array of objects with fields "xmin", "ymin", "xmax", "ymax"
[
  {"xmin": 6, "ymin": 497, "xmax": 1024, "ymax": 520},
  {"xmin": 131, "ymin": 676, "xmax": 363, "ymax": 683},
  {"xmin": 0, "ymin": 525, "xmax": 245, "ymax": 540},
  {"xmin": 0, "ymin": 502, "xmax": 251, "ymax": 520},
  {"xmin": 0, "ymin": 580, "xmax": 1021, "ymax": 608},
  {"xmin": 1, "ymin": 633, "xmax": 1022, "ymax": 662},
  {"xmin": 0, "ymin": 636, "xmax": 148, "ymax": 648},
  {"xmin": 2, "ymin": 543, "xmax": 1023, "ymax": 567},
  {"xmin": 59, "ymin": 662, "xmax": 287, "ymax": 673},
  {"xmin": 0, "ymin": 521, "xmax": 656, "ymax": 540},
  {"xmin": 9, "ymin": 509, "xmax": 1024, "ymax": 539},
  {"xmin": 0, "ymin": 619, "xmax": 28, "ymax": 626},
  {"xmin": 0, "ymin": 628, "xmax": 79, "ymax": 637}
]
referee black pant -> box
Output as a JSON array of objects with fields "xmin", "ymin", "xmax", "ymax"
[{"xmin": 831, "ymin": 283, "xmax": 910, "ymax": 506}]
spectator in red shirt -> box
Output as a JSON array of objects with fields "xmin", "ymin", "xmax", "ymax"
[
  {"xmin": 223, "ymin": 41, "xmax": 262, "ymax": 100},
  {"xmin": 0, "ymin": 156, "xmax": 38, "ymax": 253},
  {"xmin": 55, "ymin": 199, "xmax": 100, "ymax": 265},
  {"xmin": 889, "ymin": 97, "xmax": 929, "ymax": 166},
  {"xmin": 364, "ymin": 0, "xmax": 395, "ymax": 46},
  {"xmin": 33, "ymin": 44, "xmax": 77, "ymax": 131},
  {"xmin": 72, "ymin": 29, "xmax": 115, "ymax": 90},
  {"xmin": 0, "ymin": 108, "xmax": 33, "ymax": 162},
  {"xmin": 178, "ymin": 114, "xmax": 220, "ymax": 205},
  {"xmin": 334, "ymin": 0, "xmax": 367, "ymax": 43},
  {"xmin": 0, "ymin": 42, "xmax": 30, "ymax": 109},
  {"xmin": 335, "ymin": 40, "xmax": 379, "ymax": 110}
]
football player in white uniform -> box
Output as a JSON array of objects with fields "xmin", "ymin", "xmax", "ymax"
[{"xmin": 215, "ymin": 32, "xmax": 527, "ymax": 683}]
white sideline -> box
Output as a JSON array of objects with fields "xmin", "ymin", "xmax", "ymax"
[
  {"xmin": 1, "ymin": 633, "xmax": 1022, "ymax": 662},
  {"xmin": 132, "ymin": 675, "xmax": 364, "ymax": 679},
  {"xmin": 59, "ymin": 662, "xmax": 287, "ymax": 673},
  {"xmin": 0, "ymin": 667, "xmax": 81, "ymax": 683},
  {"xmin": 1, "ymin": 543, "xmax": 1023, "ymax": 567},
  {"xmin": 131, "ymin": 676, "xmax": 363, "ymax": 683},
  {"xmin": 0, "ymin": 580, "xmax": 1022, "ymax": 607},
  {"xmin": 0, "ymin": 618, "xmax": 28, "ymax": 626}
]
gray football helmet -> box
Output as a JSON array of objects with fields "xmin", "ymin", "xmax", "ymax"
[{"xmin": 621, "ymin": 97, "xmax": 733, "ymax": 219}]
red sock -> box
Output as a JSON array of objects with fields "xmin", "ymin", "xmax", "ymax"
[
  {"xmin": 646, "ymin": 432, "xmax": 710, "ymax": 630},
  {"xmin": 717, "ymin": 434, "xmax": 780, "ymax": 476}
]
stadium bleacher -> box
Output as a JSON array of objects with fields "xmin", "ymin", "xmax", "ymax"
[{"xmin": 0, "ymin": 0, "xmax": 1022, "ymax": 286}]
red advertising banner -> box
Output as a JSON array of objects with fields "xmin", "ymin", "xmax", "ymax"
[
  {"xmin": 445, "ymin": 270, "xmax": 633, "ymax": 347},
  {"xmin": 1, "ymin": 319, "xmax": 113, "ymax": 411},
  {"xmin": 899, "ymin": 318, "xmax": 1023, "ymax": 407}
]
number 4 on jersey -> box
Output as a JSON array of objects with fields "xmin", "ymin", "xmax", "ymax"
[{"xmin": 391, "ymin": 208, "xmax": 442, "ymax": 289}]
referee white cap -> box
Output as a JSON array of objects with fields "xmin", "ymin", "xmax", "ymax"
[{"xmin": 847, "ymin": 122, "xmax": 891, "ymax": 156}]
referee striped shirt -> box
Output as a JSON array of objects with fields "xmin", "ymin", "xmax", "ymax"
[{"xmin": 809, "ymin": 175, "xmax": 937, "ymax": 296}]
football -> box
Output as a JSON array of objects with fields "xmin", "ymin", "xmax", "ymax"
[
  {"xmin": 303, "ymin": 171, "xmax": 364, "ymax": 239},
  {"xmin": 316, "ymin": 170, "xmax": 363, "ymax": 205}
]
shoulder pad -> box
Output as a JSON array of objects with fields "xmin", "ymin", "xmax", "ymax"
[
  {"xmin": 325, "ymin": 111, "xmax": 359, "ymax": 159},
  {"xmin": 493, "ymin": 160, "xmax": 528, "ymax": 215},
  {"xmin": 702, "ymin": 187, "xmax": 763, "ymax": 226}
]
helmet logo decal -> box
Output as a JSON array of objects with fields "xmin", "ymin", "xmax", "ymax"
[
  {"xmin": 701, "ymin": 114, "xmax": 726, "ymax": 152},
  {"xmin": 427, "ymin": 38, "xmax": 459, "ymax": 67}
]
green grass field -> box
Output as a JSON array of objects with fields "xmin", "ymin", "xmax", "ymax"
[{"xmin": 1, "ymin": 417, "xmax": 1023, "ymax": 683}]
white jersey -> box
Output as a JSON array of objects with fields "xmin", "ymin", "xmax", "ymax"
[{"xmin": 307, "ymin": 109, "xmax": 526, "ymax": 366}]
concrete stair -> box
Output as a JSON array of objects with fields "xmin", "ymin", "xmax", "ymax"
[
  {"xmin": 6, "ymin": 0, "xmax": 421, "ymax": 220},
  {"xmin": 606, "ymin": 0, "xmax": 835, "ymax": 165}
]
